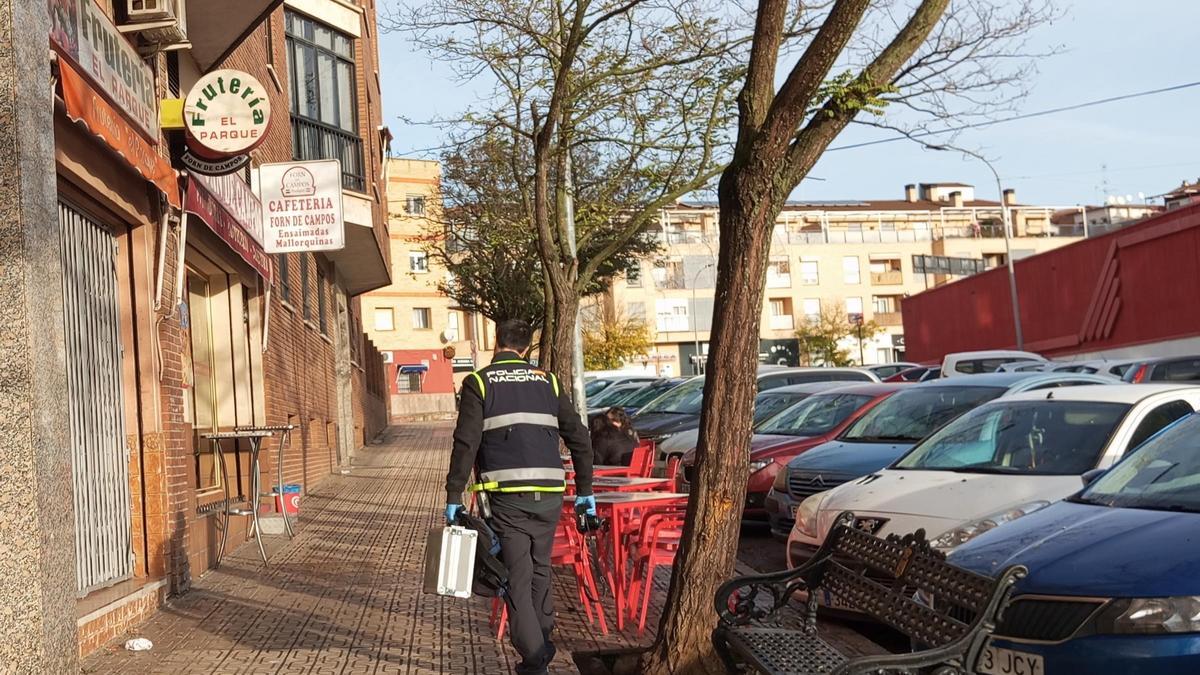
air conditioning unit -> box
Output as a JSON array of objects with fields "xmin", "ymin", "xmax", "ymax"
[
  {"xmin": 120, "ymin": 0, "xmax": 189, "ymax": 48},
  {"xmin": 381, "ymin": 352, "xmax": 394, "ymax": 364}
]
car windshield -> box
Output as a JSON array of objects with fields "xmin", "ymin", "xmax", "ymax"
[
  {"xmin": 584, "ymin": 379, "xmax": 613, "ymax": 397},
  {"xmin": 840, "ymin": 386, "xmax": 1007, "ymax": 443},
  {"xmin": 895, "ymin": 400, "xmax": 1130, "ymax": 475},
  {"xmin": 639, "ymin": 378, "xmax": 705, "ymax": 415},
  {"xmin": 756, "ymin": 393, "xmax": 876, "ymax": 436},
  {"xmin": 589, "ymin": 383, "xmax": 641, "ymax": 408},
  {"xmin": 1077, "ymin": 414, "xmax": 1200, "ymax": 513},
  {"xmin": 623, "ymin": 382, "xmax": 674, "ymax": 409},
  {"xmin": 753, "ymin": 393, "xmax": 808, "ymax": 425}
]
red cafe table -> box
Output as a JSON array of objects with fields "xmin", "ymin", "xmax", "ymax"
[{"xmin": 592, "ymin": 491, "xmax": 688, "ymax": 630}]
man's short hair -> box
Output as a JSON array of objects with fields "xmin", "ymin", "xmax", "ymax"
[{"xmin": 496, "ymin": 319, "xmax": 533, "ymax": 353}]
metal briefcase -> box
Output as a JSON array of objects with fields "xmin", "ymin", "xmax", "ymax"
[{"xmin": 423, "ymin": 525, "xmax": 478, "ymax": 598}]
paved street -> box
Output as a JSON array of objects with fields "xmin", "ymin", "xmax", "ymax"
[{"xmin": 82, "ymin": 423, "xmax": 880, "ymax": 674}]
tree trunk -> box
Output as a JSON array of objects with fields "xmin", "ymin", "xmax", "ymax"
[
  {"xmin": 640, "ymin": 166, "xmax": 780, "ymax": 674},
  {"xmin": 538, "ymin": 267, "xmax": 556, "ymax": 368},
  {"xmin": 547, "ymin": 283, "xmax": 579, "ymax": 391}
]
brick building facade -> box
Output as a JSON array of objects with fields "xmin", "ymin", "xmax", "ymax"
[{"xmin": 16, "ymin": 0, "xmax": 393, "ymax": 663}]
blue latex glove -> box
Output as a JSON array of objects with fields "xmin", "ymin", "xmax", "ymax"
[
  {"xmin": 445, "ymin": 504, "xmax": 464, "ymax": 524},
  {"xmin": 575, "ymin": 495, "xmax": 597, "ymax": 516}
]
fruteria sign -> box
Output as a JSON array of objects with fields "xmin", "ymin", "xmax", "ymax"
[
  {"xmin": 49, "ymin": 0, "xmax": 159, "ymax": 140},
  {"xmin": 183, "ymin": 70, "xmax": 272, "ymax": 158},
  {"xmin": 258, "ymin": 160, "xmax": 346, "ymax": 254}
]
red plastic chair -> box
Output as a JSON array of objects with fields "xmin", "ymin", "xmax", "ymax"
[
  {"xmin": 625, "ymin": 510, "xmax": 686, "ymax": 634},
  {"xmin": 663, "ymin": 456, "xmax": 682, "ymax": 491},
  {"xmin": 627, "ymin": 440, "xmax": 656, "ymax": 478}
]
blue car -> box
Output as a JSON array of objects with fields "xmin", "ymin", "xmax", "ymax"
[
  {"xmin": 768, "ymin": 371, "xmax": 1117, "ymax": 542},
  {"xmin": 950, "ymin": 412, "xmax": 1200, "ymax": 675}
]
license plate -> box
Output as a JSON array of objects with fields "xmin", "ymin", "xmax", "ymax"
[
  {"xmin": 977, "ymin": 644, "xmax": 1044, "ymax": 675},
  {"xmin": 821, "ymin": 589, "xmax": 855, "ymax": 610}
]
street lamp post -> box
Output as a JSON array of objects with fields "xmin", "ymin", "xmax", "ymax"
[
  {"xmin": 691, "ymin": 263, "xmax": 713, "ymax": 375},
  {"xmin": 929, "ymin": 145, "xmax": 1025, "ymax": 350}
]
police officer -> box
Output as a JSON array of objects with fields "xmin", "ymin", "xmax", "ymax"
[{"xmin": 445, "ymin": 319, "xmax": 595, "ymax": 675}]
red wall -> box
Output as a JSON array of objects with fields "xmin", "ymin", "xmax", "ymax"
[
  {"xmin": 387, "ymin": 349, "xmax": 455, "ymax": 394},
  {"xmin": 903, "ymin": 202, "xmax": 1200, "ymax": 362}
]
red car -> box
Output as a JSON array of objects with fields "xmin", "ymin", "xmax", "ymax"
[{"xmin": 677, "ymin": 382, "xmax": 907, "ymax": 519}]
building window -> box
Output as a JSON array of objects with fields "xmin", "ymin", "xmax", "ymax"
[
  {"xmin": 277, "ymin": 254, "xmax": 291, "ymax": 303},
  {"xmin": 405, "ymin": 194, "xmax": 426, "ymax": 215},
  {"xmin": 412, "ymin": 307, "xmax": 432, "ymax": 330},
  {"xmin": 409, "ymin": 251, "xmax": 428, "ymax": 273},
  {"xmin": 285, "ymin": 10, "xmax": 365, "ymax": 192},
  {"xmin": 799, "ymin": 259, "xmax": 819, "ymax": 285},
  {"xmin": 373, "ymin": 307, "xmax": 394, "ymax": 331},
  {"xmin": 846, "ymin": 297, "xmax": 864, "ymax": 319},
  {"xmin": 446, "ymin": 311, "xmax": 460, "ymax": 341},
  {"xmin": 397, "ymin": 372, "xmax": 423, "ymax": 393},
  {"xmin": 767, "ymin": 258, "xmax": 791, "ymax": 288},
  {"xmin": 300, "ymin": 255, "xmax": 311, "ymax": 321},
  {"xmin": 317, "ymin": 271, "xmax": 328, "ymax": 334},
  {"xmin": 842, "ymin": 256, "xmax": 861, "ymax": 284},
  {"xmin": 627, "ymin": 263, "xmax": 642, "ymax": 287},
  {"xmin": 802, "ymin": 298, "xmax": 821, "ymax": 323}
]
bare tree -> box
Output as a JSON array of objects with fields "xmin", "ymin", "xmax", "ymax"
[
  {"xmin": 385, "ymin": 0, "xmax": 748, "ymax": 387},
  {"xmin": 639, "ymin": 1, "xmax": 1057, "ymax": 672},
  {"xmin": 415, "ymin": 131, "xmax": 662, "ymax": 344}
]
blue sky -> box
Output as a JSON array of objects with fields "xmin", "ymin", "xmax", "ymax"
[{"xmin": 377, "ymin": 0, "xmax": 1198, "ymax": 207}]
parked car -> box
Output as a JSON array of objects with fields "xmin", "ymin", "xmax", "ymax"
[
  {"xmin": 865, "ymin": 362, "xmax": 919, "ymax": 380},
  {"xmin": 885, "ymin": 365, "xmax": 941, "ymax": 382},
  {"xmin": 586, "ymin": 378, "xmax": 684, "ymax": 420},
  {"xmin": 787, "ymin": 384, "xmax": 1200, "ymax": 572},
  {"xmin": 1001, "ymin": 359, "xmax": 1142, "ymax": 377},
  {"xmin": 583, "ymin": 373, "xmax": 659, "ymax": 403},
  {"xmin": 950, "ymin": 411, "xmax": 1200, "ymax": 675},
  {"xmin": 659, "ymin": 382, "xmax": 852, "ymax": 464},
  {"xmin": 632, "ymin": 368, "xmax": 880, "ymax": 447},
  {"xmin": 940, "ymin": 350, "xmax": 1046, "ymax": 378},
  {"xmin": 771, "ymin": 372, "xmax": 1117, "ymax": 545},
  {"xmin": 1124, "ymin": 354, "xmax": 1200, "ymax": 383},
  {"xmin": 680, "ymin": 382, "xmax": 907, "ymax": 522}
]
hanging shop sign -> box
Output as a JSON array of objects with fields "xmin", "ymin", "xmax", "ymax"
[
  {"xmin": 50, "ymin": 0, "xmax": 159, "ymax": 140},
  {"xmin": 257, "ymin": 159, "xmax": 346, "ymax": 253},
  {"xmin": 183, "ymin": 69, "xmax": 272, "ymax": 158},
  {"xmin": 59, "ymin": 61, "xmax": 180, "ymax": 208},
  {"xmin": 185, "ymin": 174, "xmax": 272, "ymax": 282}
]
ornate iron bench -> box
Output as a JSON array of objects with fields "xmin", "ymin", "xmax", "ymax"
[{"xmin": 712, "ymin": 512, "xmax": 1027, "ymax": 675}]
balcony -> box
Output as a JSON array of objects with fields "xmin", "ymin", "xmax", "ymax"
[
  {"xmin": 767, "ymin": 272, "xmax": 792, "ymax": 288},
  {"xmin": 653, "ymin": 275, "xmax": 686, "ymax": 290},
  {"xmin": 768, "ymin": 315, "xmax": 795, "ymax": 331},
  {"xmin": 291, "ymin": 116, "xmax": 367, "ymax": 192},
  {"xmin": 874, "ymin": 312, "xmax": 902, "ymax": 326},
  {"xmin": 871, "ymin": 270, "xmax": 904, "ymax": 286}
]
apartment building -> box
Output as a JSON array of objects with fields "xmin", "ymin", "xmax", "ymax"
[
  {"xmin": 605, "ymin": 183, "xmax": 1081, "ymax": 375},
  {"xmin": 4, "ymin": 0, "xmax": 391, "ymax": 664},
  {"xmin": 362, "ymin": 159, "xmax": 496, "ymax": 418}
]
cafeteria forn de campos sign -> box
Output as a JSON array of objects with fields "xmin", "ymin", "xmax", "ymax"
[
  {"xmin": 258, "ymin": 160, "xmax": 346, "ymax": 254},
  {"xmin": 183, "ymin": 69, "xmax": 272, "ymax": 158}
]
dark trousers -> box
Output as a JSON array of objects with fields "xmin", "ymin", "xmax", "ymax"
[{"xmin": 489, "ymin": 493, "xmax": 562, "ymax": 675}]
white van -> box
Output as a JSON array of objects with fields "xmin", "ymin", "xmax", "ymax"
[{"xmin": 940, "ymin": 350, "xmax": 1045, "ymax": 378}]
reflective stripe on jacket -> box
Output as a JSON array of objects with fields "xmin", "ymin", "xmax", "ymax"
[{"xmin": 468, "ymin": 357, "xmax": 566, "ymax": 493}]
